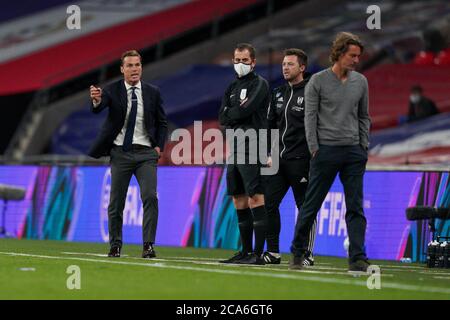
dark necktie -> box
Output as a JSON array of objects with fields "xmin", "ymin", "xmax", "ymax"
[{"xmin": 122, "ymin": 86, "xmax": 138, "ymax": 152}]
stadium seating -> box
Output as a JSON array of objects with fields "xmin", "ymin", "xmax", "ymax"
[
  {"xmin": 365, "ymin": 64, "xmax": 450, "ymax": 131},
  {"xmin": 435, "ymin": 48, "xmax": 450, "ymax": 66},
  {"xmin": 52, "ymin": 59, "xmax": 450, "ymax": 166},
  {"xmin": 5, "ymin": 0, "xmax": 450, "ymax": 166},
  {"xmin": 0, "ymin": 0, "xmax": 261, "ymax": 95},
  {"xmin": 0, "ymin": 0, "xmax": 73, "ymax": 23},
  {"xmin": 413, "ymin": 51, "xmax": 436, "ymax": 65}
]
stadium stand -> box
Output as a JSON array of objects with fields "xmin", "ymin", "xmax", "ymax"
[
  {"xmin": 2, "ymin": 0, "xmax": 450, "ymax": 167},
  {"xmin": 434, "ymin": 48, "xmax": 450, "ymax": 65},
  {"xmin": 0, "ymin": 0, "xmax": 190, "ymax": 154},
  {"xmin": 369, "ymin": 113, "xmax": 450, "ymax": 165},
  {"xmin": 365, "ymin": 63, "xmax": 450, "ymax": 131},
  {"xmin": 1, "ymin": 0, "xmax": 302, "ymax": 159},
  {"xmin": 0, "ymin": 0, "xmax": 73, "ymax": 23},
  {"xmin": 0, "ymin": 0, "xmax": 262, "ymax": 94}
]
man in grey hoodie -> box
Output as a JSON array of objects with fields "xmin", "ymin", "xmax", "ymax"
[{"xmin": 289, "ymin": 32, "xmax": 371, "ymax": 273}]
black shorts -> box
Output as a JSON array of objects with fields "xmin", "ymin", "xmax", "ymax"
[{"xmin": 226, "ymin": 164, "xmax": 263, "ymax": 197}]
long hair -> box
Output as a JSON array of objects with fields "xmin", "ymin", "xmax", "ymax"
[{"xmin": 329, "ymin": 32, "xmax": 364, "ymax": 64}]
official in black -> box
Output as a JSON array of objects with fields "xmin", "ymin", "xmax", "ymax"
[
  {"xmin": 219, "ymin": 43, "xmax": 271, "ymax": 265},
  {"xmin": 89, "ymin": 50, "xmax": 168, "ymax": 258}
]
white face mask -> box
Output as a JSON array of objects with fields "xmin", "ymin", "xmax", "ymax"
[
  {"xmin": 234, "ymin": 63, "xmax": 252, "ymax": 78},
  {"xmin": 410, "ymin": 94, "xmax": 420, "ymax": 104}
]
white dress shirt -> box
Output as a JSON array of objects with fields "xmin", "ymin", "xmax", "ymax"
[{"xmin": 93, "ymin": 80, "xmax": 151, "ymax": 147}]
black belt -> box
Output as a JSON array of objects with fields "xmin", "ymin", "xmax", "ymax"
[
  {"xmin": 131, "ymin": 144, "xmax": 151, "ymax": 150},
  {"xmin": 114, "ymin": 144, "xmax": 151, "ymax": 150}
]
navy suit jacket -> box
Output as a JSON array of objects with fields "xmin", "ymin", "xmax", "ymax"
[{"xmin": 88, "ymin": 80, "xmax": 168, "ymax": 158}]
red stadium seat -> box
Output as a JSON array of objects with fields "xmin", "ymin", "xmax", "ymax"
[
  {"xmin": 434, "ymin": 48, "xmax": 450, "ymax": 66},
  {"xmin": 413, "ymin": 51, "xmax": 435, "ymax": 65},
  {"xmin": 364, "ymin": 63, "xmax": 450, "ymax": 131}
]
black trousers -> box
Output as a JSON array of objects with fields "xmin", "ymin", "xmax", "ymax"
[
  {"xmin": 290, "ymin": 145, "xmax": 368, "ymax": 263},
  {"xmin": 264, "ymin": 158, "xmax": 316, "ymax": 254},
  {"xmin": 108, "ymin": 145, "xmax": 159, "ymax": 248}
]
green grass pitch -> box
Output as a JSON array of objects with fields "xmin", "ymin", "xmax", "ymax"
[{"xmin": 0, "ymin": 239, "xmax": 449, "ymax": 300}]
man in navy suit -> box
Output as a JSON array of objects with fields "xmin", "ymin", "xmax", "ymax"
[{"xmin": 89, "ymin": 50, "xmax": 167, "ymax": 258}]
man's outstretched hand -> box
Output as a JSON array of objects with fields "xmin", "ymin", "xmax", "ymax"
[{"xmin": 90, "ymin": 85, "xmax": 102, "ymax": 104}]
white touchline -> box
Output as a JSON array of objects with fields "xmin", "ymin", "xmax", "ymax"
[
  {"xmin": 150, "ymin": 256, "xmax": 216, "ymax": 261},
  {"xmin": 18, "ymin": 251, "xmax": 438, "ymax": 277},
  {"xmin": 62, "ymin": 252, "xmax": 217, "ymax": 261},
  {"xmin": 59, "ymin": 252, "xmax": 402, "ymax": 276},
  {"xmin": 378, "ymin": 264, "xmax": 427, "ymax": 270},
  {"xmin": 1, "ymin": 251, "xmax": 449, "ymax": 294},
  {"xmin": 420, "ymin": 271, "xmax": 450, "ymax": 276},
  {"xmin": 154, "ymin": 258, "xmax": 395, "ymax": 277},
  {"xmin": 60, "ymin": 252, "xmax": 375, "ymax": 273},
  {"xmin": 61, "ymin": 252, "xmax": 129, "ymax": 257}
]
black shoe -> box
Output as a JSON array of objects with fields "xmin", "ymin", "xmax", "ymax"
[
  {"xmin": 348, "ymin": 259, "xmax": 370, "ymax": 274},
  {"xmin": 303, "ymin": 254, "xmax": 314, "ymax": 267},
  {"xmin": 219, "ymin": 251, "xmax": 249, "ymax": 264},
  {"xmin": 108, "ymin": 246, "xmax": 121, "ymax": 258},
  {"xmin": 262, "ymin": 251, "xmax": 281, "ymax": 264},
  {"xmin": 142, "ymin": 242, "xmax": 156, "ymax": 258},
  {"xmin": 235, "ymin": 253, "xmax": 265, "ymax": 265},
  {"xmin": 289, "ymin": 254, "xmax": 305, "ymax": 270}
]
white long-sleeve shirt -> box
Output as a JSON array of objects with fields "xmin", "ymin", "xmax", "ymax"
[{"xmin": 93, "ymin": 80, "xmax": 151, "ymax": 147}]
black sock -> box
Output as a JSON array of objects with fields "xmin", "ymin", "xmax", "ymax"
[
  {"xmin": 251, "ymin": 205, "xmax": 267, "ymax": 256},
  {"xmin": 237, "ymin": 208, "xmax": 253, "ymax": 254},
  {"xmin": 266, "ymin": 209, "xmax": 281, "ymax": 253}
]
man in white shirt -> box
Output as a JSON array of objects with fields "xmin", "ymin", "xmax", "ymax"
[{"xmin": 89, "ymin": 50, "xmax": 167, "ymax": 258}]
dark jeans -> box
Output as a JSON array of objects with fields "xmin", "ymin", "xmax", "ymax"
[
  {"xmin": 108, "ymin": 145, "xmax": 159, "ymax": 248},
  {"xmin": 290, "ymin": 145, "xmax": 368, "ymax": 263}
]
